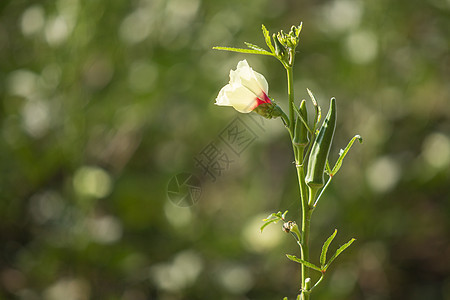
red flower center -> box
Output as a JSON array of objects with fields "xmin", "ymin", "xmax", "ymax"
[{"xmin": 254, "ymin": 92, "xmax": 271, "ymax": 108}]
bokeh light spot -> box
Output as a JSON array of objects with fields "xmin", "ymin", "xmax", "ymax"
[
  {"xmin": 366, "ymin": 156, "xmax": 401, "ymax": 193},
  {"xmin": 20, "ymin": 5, "xmax": 46, "ymax": 36},
  {"xmin": 0, "ymin": 269, "xmax": 26, "ymax": 293},
  {"xmin": 164, "ymin": 201, "xmax": 192, "ymax": 228},
  {"xmin": 216, "ymin": 264, "xmax": 254, "ymax": 294},
  {"xmin": 322, "ymin": 0, "xmax": 363, "ymax": 33},
  {"xmin": 22, "ymin": 100, "xmax": 50, "ymax": 138},
  {"xmin": 83, "ymin": 57, "xmax": 114, "ymax": 90},
  {"xmin": 41, "ymin": 64, "xmax": 62, "ymax": 90},
  {"xmin": 87, "ymin": 215, "xmax": 123, "ymax": 244},
  {"xmin": 73, "ymin": 166, "xmax": 112, "ymax": 198},
  {"xmin": 44, "ymin": 277, "xmax": 90, "ymax": 300},
  {"xmin": 150, "ymin": 250, "xmax": 203, "ymax": 292},
  {"xmin": 345, "ymin": 30, "xmax": 378, "ymax": 64},
  {"xmin": 329, "ymin": 265, "xmax": 358, "ymax": 297},
  {"xmin": 7, "ymin": 69, "xmax": 39, "ymax": 98},
  {"xmin": 241, "ymin": 214, "xmax": 282, "ymax": 253},
  {"xmin": 45, "ymin": 16, "xmax": 70, "ymax": 46},
  {"xmin": 119, "ymin": 10, "xmax": 152, "ymax": 45},
  {"xmin": 422, "ymin": 132, "xmax": 450, "ymax": 169},
  {"xmin": 28, "ymin": 190, "xmax": 64, "ymax": 224}
]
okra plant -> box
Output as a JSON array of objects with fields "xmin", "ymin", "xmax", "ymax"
[{"xmin": 214, "ymin": 22, "xmax": 362, "ymax": 299}]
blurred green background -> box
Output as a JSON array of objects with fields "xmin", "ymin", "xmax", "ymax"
[{"xmin": 1, "ymin": 0, "xmax": 449, "ymax": 299}]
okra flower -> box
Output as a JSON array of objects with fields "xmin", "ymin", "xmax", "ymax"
[{"xmin": 215, "ymin": 60, "xmax": 272, "ymax": 113}]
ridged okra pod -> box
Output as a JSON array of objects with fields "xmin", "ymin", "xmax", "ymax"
[
  {"xmin": 293, "ymin": 99, "xmax": 309, "ymax": 148},
  {"xmin": 305, "ymin": 97, "xmax": 337, "ymax": 189}
]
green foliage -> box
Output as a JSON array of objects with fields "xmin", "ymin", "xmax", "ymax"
[
  {"xmin": 286, "ymin": 229, "xmax": 355, "ymax": 275},
  {"xmin": 323, "ymin": 238, "xmax": 356, "ymax": 272},
  {"xmin": 261, "ymin": 210, "xmax": 288, "ymax": 232},
  {"xmin": 261, "ymin": 24, "xmax": 275, "ymax": 53},
  {"xmin": 286, "ymin": 255, "xmax": 322, "ymax": 273},
  {"xmin": 215, "ymin": 23, "xmax": 303, "ymax": 68},
  {"xmin": 320, "ymin": 229, "xmax": 337, "ymax": 267},
  {"xmin": 330, "ymin": 135, "xmax": 363, "ymax": 176},
  {"xmin": 212, "ymin": 46, "xmax": 274, "ymax": 56},
  {"xmin": 244, "ymin": 42, "xmax": 269, "ymax": 52},
  {"xmin": 213, "ymin": 24, "xmax": 278, "ymax": 58}
]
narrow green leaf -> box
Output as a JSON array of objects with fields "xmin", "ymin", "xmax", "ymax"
[
  {"xmin": 296, "ymin": 294, "xmax": 301, "ymax": 300},
  {"xmin": 262, "ymin": 210, "xmax": 285, "ymax": 222},
  {"xmin": 286, "ymin": 254, "xmax": 322, "ymax": 272},
  {"xmin": 261, "ymin": 24, "xmax": 275, "ymax": 53},
  {"xmin": 283, "ymin": 297, "xmax": 288, "ymax": 300},
  {"xmin": 324, "ymin": 238, "xmax": 356, "ymax": 271},
  {"xmin": 213, "ymin": 46, "xmax": 275, "ymax": 56},
  {"xmin": 330, "ymin": 135, "xmax": 363, "ymax": 176},
  {"xmin": 262, "ymin": 213, "xmax": 277, "ymax": 222},
  {"xmin": 320, "ymin": 229, "xmax": 337, "ymax": 267},
  {"xmin": 260, "ymin": 219, "xmax": 278, "ymax": 232},
  {"xmin": 261, "ymin": 210, "xmax": 288, "ymax": 232},
  {"xmin": 244, "ymin": 42, "xmax": 268, "ymax": 52}
]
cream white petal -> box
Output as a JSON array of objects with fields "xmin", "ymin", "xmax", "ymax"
[
  {"xmin": 251, "ymin": 71, "xmax": 269, "ymax": 94},
  {"xmin": 230, "ymin": 60, "xmax": 268, "ymax": 97},
  {"xmin": 215, "ymin": 84, "xmax": 233, "ymax": 106},
  {"xmin": 215, "ymin": 60, "xmax": 269, "ymax": 114},
  {"xmin": 225, "ymin": 85, "xmax": 258, "ymax": 113}
]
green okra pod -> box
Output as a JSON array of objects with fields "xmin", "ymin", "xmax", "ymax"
[
  {"xmin": 305, "ymin": 97, "xmax": 337, "ymax": 189},
  {"xmin": 293, "ymin": 99, "xmax": 309, "ymax": 148}
]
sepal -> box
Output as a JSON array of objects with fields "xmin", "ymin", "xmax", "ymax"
[{"xmin": 253, "ymin": 102, "xmax": 284, "ymax": 119}]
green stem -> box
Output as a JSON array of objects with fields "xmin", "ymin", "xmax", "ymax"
[
  {"xmin": 285, "ymin": 65, "xmax": 313, "ymax": 300},
  {"xmin": 310, "ymin": 273, "xmax": 325, "ymax": 292},
  {"xmin": 313, "ymin": 176, "xmax": 332, "ymax": 208},
  {"xmin": 280, "ymin": 109, "xmax": 290, "ymax": 129},
  {"xmin": 301, "ymin": 195, "xmax": 313, "ymax": 300},
  {"xmin": 287, "ymin": 67, "xmax": 295, "ymax": 135}
]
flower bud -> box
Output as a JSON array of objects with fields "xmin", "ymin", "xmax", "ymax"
[
  {"xmin": 273, "ymin": 33, "xmax": 285, "ymax": 58},
  {"xmin": 282, "ymin": 221, "xmax": 294, "ymax": 233}
]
